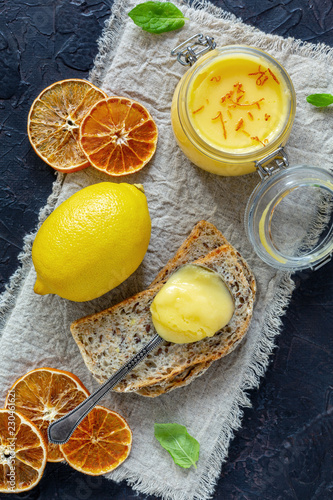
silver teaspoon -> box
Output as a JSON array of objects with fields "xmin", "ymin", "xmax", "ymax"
[{"xmin": 47, "ymin": 333, "xmax": 162, "ymax": 444}]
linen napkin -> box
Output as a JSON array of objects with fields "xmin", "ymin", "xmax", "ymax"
[{"xmin": 1, "ymin": 1, "xmax": 333, "ymax": 499}]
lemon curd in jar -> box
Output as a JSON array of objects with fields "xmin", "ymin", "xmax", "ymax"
[{"xmin": 171, "ymin": 46, "xmax": 296, "ymax": 176}]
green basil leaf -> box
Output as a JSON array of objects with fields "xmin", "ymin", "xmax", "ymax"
[
  {"xmin": 128, "ymin": 1, "xmax": 186, "ymax": 34},
  {"xmin": 306, "ymin": 93, "xmax": 333, "ymax": 107},
  {"xmin": 154, "ymin": 423, "xmax": 200, "ymax": 469}
]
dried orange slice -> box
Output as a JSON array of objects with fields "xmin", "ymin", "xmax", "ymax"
[
  {"xmin": 79, "ymin": 96, "xmax": 158, "ymax": 176},
  {"xmin": 0, "ymin": 409, "xmax": 47, "ymax": 493},
  {"xmin": 60, "ymin": 405, "xmax": 132, "ymax": 475},
  {"xmin": 5, "ymin": 367, "xmax": 90, "ymax": 463},
  {"xmin": 28, "ymin": 79, "xmax": 107, "ymax": 172}
]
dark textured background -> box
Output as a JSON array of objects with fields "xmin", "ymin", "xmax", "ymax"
[{"xmin": 0, "ymin": 1, "xmax": 332, "ymax": 499}]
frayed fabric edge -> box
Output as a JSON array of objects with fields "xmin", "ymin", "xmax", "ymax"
[
  {"xmin": 181, "ymin": 0, "xmax": 333, "ymax": 64},
  {"xmin": 1, "ymin": 0, "xmax": 332, "ymax": 498},
  {"xmin": 0, "ymin": 173, "xmax": 65, "ymax": 332}
]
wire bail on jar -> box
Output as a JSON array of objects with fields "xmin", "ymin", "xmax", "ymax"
[
  {"xmin": 171, "ymin": 34, "xmax": 216, "ymax": 66},
  {"xmin": 255, "ymin": 147, "xmax": 289, "ymax": 179}
]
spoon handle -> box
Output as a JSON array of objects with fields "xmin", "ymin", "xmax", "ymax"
[{"xmin": 47, "ymin": 333, "xmax": 163, "ymax": 444}]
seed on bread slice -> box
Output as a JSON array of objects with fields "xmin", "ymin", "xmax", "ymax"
[{"xmin": 71, "ymin": 243, "xmax": 254, "ymax": 392}]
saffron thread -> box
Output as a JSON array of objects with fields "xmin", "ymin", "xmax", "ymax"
[
  {"xmin": 235, "ymin": 118, "xmax": 244, "ymax": 131},
  {"xmin": 193, "ymin": 106, "xmax": 204, "ymax": 114},
  {"xmin": 212, "ymin": 111, "xmax": 227, "ymax": 140},
  {"xmin": 268, "ymin": 67, "xmax": 280, "ymax": 84}
]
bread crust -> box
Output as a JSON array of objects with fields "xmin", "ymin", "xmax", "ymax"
[{"xmin": 135, "ymin": 361, "xmax": 213, "ymax": 397}]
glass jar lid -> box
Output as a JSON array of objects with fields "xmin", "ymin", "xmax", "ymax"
[{"xmin": 245, "ymin": 164, "xmax": 333, "ymax": 270}]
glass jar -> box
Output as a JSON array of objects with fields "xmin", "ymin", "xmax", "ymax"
[
  {"xmin": 171, "ymin": 36, "xmax": 333, "ymax": 270},
  {"xmin": 245, "ymin": 162, "xmax": 333, "ymax": 270},
  {"xmin": 171, "ymin": 42, "xmax": 296, "ymax": 176}
]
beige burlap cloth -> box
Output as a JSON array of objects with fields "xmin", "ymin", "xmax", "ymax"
[{"xmin": 1, "ymin": 1, "xmax": 333, "ymax": 498}]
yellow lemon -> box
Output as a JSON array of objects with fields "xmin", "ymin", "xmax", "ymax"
[{"xmin": 32, "ymin": 182, "xmax": 151, "ymax": 302}]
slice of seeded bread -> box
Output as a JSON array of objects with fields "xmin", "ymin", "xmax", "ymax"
[
  {"xmin": 134, "ymin": 220, "xmax": 254, "ymax": 397},
  {"xmin": 71, "ymin": 241, "xmax": 255, "ymax": 393},
  {"xmin": 134, "ymin": 220, "xmax": 255, "ymax": 397}
]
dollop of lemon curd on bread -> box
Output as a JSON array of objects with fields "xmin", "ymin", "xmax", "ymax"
[{"xmin": 150, "ymin": 264, "xmax": 235, "ymax": 344}]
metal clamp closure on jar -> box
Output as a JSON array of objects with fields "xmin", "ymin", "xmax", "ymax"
[
  {"xmin": 255, "ymin": 146, "xmax": 289, "ymax": 179},
  {"xmin": 171, "ymin": 34, "xmax": 216, "ymax": 66}
]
